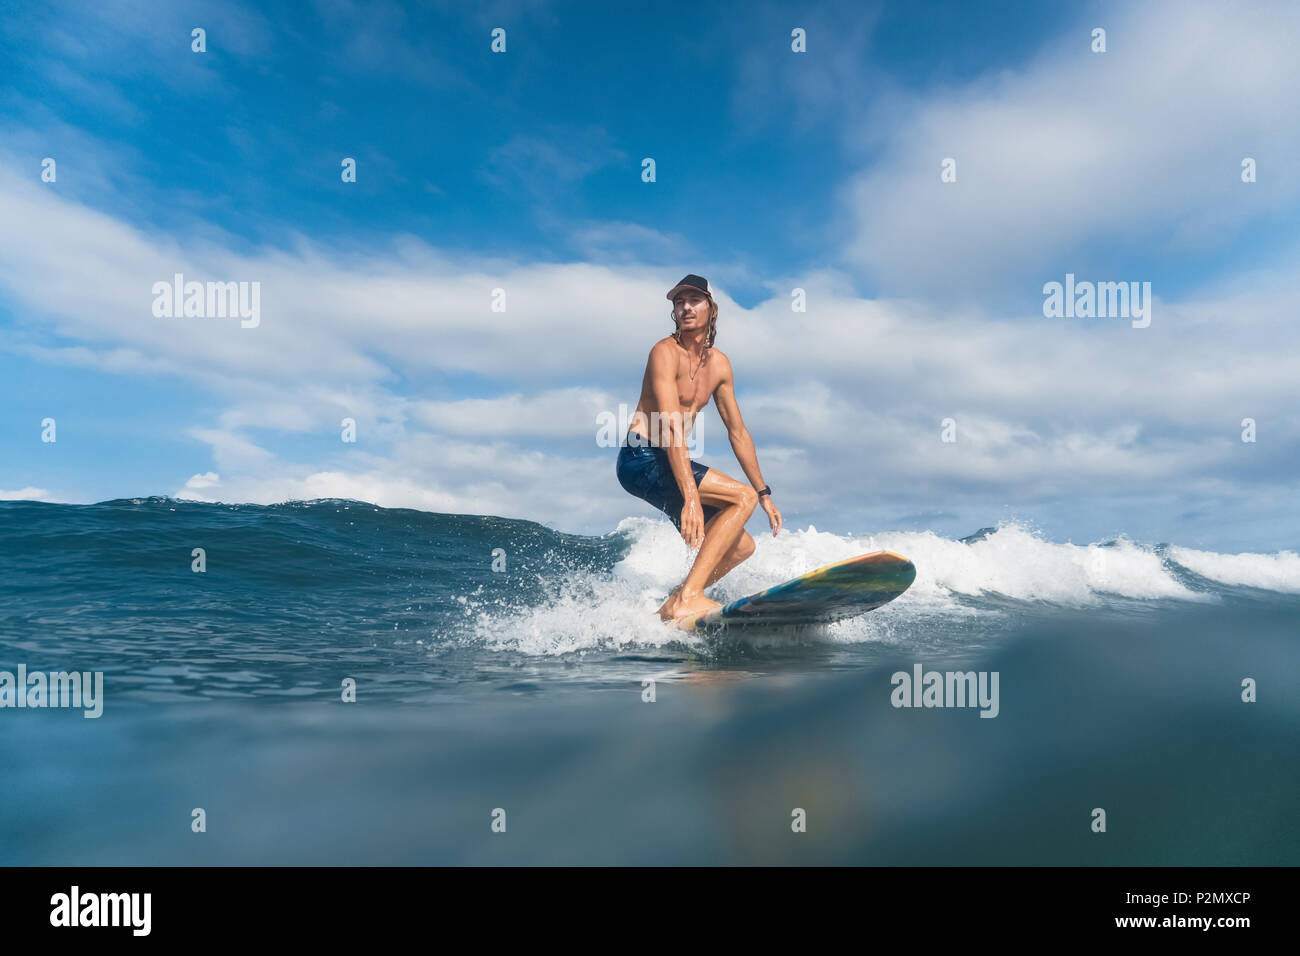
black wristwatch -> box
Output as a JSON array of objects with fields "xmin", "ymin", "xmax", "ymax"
[{"xmin": 757, "ymin": 486, "xmax": 771, "ymax": 497}]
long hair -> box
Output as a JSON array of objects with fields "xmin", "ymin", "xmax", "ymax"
[{"xmin": 671, "ymin": 297, "xmax": 718, "ymax": 351}]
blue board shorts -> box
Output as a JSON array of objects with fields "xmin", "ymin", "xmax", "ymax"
[{"xmin": 616, "ymin": 429, "xmax": 721, "ymax": 532}]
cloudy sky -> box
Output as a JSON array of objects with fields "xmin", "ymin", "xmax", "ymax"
[{"xmin": 1, "ymin": 0, "xmax": 1296, "ymax": 551}]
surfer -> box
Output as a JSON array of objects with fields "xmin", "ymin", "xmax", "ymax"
[{"xmin": 616, "ymin": 274, "xmax": 783, "ymax": 622}]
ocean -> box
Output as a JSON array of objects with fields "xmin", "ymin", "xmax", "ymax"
[{"xmin": 0, "ymin": 497, "xmax": 1295, "ymax": 864}]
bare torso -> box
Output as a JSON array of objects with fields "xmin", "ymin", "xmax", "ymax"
[{"xmin": 628, "ymin": 336, "xmax": 726, "ymax": 442}]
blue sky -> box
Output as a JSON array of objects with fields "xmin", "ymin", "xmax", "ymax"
[{"xmin": 2, "ymin": 0, "xmax": 1298, "ymax": 551}]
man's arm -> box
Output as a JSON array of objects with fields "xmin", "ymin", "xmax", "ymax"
[
  {"xmin": 715, "ymin": 354, "xmax": 782, "ymax": 535},
  {"xmin": 713, "ymin": 355, "xmax": 768, "ymax": 491},
  {"xmin": 648, "ymin": 342, "xmax": 698, "ymax": 498}
]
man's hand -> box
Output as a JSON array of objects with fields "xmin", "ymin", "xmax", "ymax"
[
  {"xmin": 680, "ymin": 496, "xmax": 705, "ymax": 550},
  {"xmin": 760, "ymin": 496, "xmax": 782, "ymax": 536}
]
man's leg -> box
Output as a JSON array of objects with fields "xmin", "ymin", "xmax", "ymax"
[
  {"xmin": 659, "ymin": 528, "xmax": 755, "ymax": 614},
  {"xmin": 702, "ymin": 529, "xmax": 756, "ymax": 589},
  {"xmin": 659, "ymin": 470, "xmax": 758, "ymax": 620}
]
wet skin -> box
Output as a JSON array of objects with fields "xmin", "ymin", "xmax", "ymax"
[{"xmin": 627, "ymin": 292, "xmax": 782, "ymax": 621}]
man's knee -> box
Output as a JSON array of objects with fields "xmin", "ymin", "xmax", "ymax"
[{"xmin": 739, "ymin": 486, "xmax": 759, "ymax": 513}]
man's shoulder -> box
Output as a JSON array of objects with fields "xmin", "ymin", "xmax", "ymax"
[
  {"xmin": 710, "ymin": 347, "xmax": 733, "ymax": 376},
  {"xmin": 648, "ymin": 337, "xmax": 677, "ymax": 365}
]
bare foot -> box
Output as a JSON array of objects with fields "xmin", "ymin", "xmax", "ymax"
[
  {"xmin": 659, "ymin": 587, "xmax": 721, "ymax": 622},
  {"xmin": 682, "ymin": 592, "xmax": 722, "ymax": 615},
  {"xmin": 656, "ymin": 585, "xmax": 683, "ymax": 621}
]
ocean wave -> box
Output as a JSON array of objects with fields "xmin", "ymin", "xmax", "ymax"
[
  {"xmin": 3, "ymin": 500, "xmax": 1294, "ymax": 662},
  {"xmin": 470, "ymin": 518, "xmax": 1280, "ymax": 654},
  {"xmin": 1166, "ymin": 545, "xmax": 1300, "ymax": 593}
]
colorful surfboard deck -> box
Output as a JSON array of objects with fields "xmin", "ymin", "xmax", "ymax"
[{"xmin": 675, "ymin": 550, "xmax": 916, "ymax": 631}]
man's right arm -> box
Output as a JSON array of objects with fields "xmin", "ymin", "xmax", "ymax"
[{"xmin": 648, "ymin": 343, "xmax": 697, "ymax": 500}]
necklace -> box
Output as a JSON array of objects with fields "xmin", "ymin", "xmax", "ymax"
[{"xmin": 674, "ymin": 332, "xmax": 709, "ymax": 382}]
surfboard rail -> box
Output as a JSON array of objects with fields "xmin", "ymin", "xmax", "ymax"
[{"xmin": 675, "ymin": 549, "xmax": 917, "ymax": 631}]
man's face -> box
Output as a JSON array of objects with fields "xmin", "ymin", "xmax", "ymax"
[{"xmin": 673, "ymin": 292, "xmax": 710, "ymax": 330}]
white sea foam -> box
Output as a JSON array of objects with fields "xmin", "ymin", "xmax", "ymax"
[
  {"xmin": 470, "ymin": 519, "xmax": 1296, "ymax": 655},
  {"xmin": 1167, "ymin": 546, "xmax": 1300, "ymax": 593},
  {"xmin": 866, "ymin": 524, "xmax": 1202, "ymax": 603},
  {"xmin": 614, "ymin": 518, "xmax": 1207, "ymax": 605}
]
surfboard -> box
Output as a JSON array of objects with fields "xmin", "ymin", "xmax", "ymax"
[{"xmin": 675, "ymin": 550, "xmax": 916, "ymax": 631}]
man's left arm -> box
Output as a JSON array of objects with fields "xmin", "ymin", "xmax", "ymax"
[{"xmin": 713, "ymin": 360, "xmax": 783, "ymax": 536}]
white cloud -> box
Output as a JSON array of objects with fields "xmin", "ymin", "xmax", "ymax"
[
  {"xmin": 4, "ymin": 152, "xmax": 1295, "ymax": 538},
  {"xmin": 2, "ymin": 2, "xmax": 1298, "ymax": 547},
  {"xmin": 411, "ymin": 387, "xmax": 618, "ymax": 440},
  {"xmin": 0, "ymin": 486, "xmax": 52, "ymax": 501},
  {"xmin": 841, "ymin": 0, "xmax": 1300, "ymax": 294}
]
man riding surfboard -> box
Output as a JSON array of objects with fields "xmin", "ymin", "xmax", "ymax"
[{"xmin": 615, "ymin": 274, "xmax": 783, "ymax": 621}]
